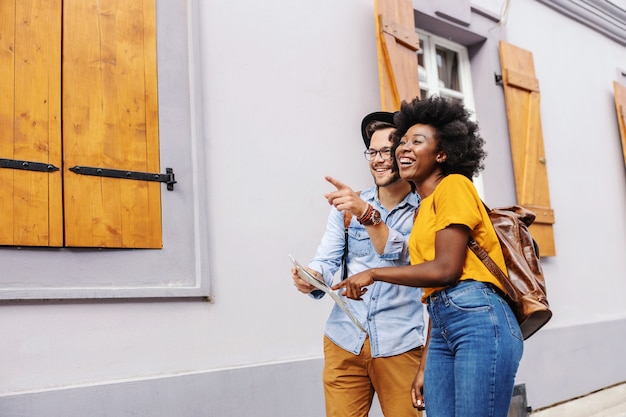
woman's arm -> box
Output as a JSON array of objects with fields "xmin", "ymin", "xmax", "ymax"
[{"xmin": 332, "ymin": 224, "xmax": 470, "ymax": 299}]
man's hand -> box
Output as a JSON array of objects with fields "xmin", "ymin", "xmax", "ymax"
[
  {"xmin": 291, "ymin": 266, "xmax": 322, "ymax": 294},
  {"xmin": 324, "ymin": 176, "xmax": 368, "ymax": 218},
  {"xmin": 331, "ymin": 270, "xmax": 374, "ymax": 300}
]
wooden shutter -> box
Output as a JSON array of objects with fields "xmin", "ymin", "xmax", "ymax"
[
  {"xmin": 374, "ymin": 0, "xmax": 420, "ymax": 111},
  {"xmin": 62, "ymin": 0, "xmax": 162, "ymax": 248},
  {"xmin": 613, "ymin": 81, "xmax": 626, "ymax": 167},
  {"xmin": 499, "ymin": 41, "xmax": 556, "ymax": 256},
  {"xmin": 0, "ymin": 0, "xmax": 63, "ymax": 247}
]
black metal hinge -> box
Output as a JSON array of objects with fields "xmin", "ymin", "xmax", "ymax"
[
  {"xmin": 0, "ymin": 158, "xmax": 59, "ymax": 172},
  {"xmin": 69, "ymin": 166, "xmax": 177, "ymax": 191}
]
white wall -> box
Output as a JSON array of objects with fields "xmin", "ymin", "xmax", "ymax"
[
  {"xmin": 499, "ymin": 0, "xmax": 626, "ymax": 408},
  {"xmin": 2, "ymin": 0, "xmax": 626, "ymax": 414},
  {"xmin": 503, "ymin": 0, "xmax": 626, "ymax": 326},
  {"xmin": 0, "ymin": 0, "xmax": 387, "ymax": 395}
]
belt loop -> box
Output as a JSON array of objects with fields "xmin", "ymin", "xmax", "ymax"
[
  {"xmin": 440, "ymin": 288, "xmax": 450, "ymax": 307},
  {"xmin": 427, "ymin": 293, "xmax": 437, "ymax": 306}
]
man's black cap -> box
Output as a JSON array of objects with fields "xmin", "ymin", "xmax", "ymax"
[{"xmin": 360, "ymin": 111, "xmax": 396, "ymax": 148}]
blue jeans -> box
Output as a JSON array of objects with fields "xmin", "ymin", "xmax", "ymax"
[{"xmin": 424, "ymin": 280, "xmax": 524, "ymax": 417}]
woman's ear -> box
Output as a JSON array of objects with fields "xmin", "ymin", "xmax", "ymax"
[{"xmin": 436, "ymin": 152, "xmax": 447, "ymax": 163}]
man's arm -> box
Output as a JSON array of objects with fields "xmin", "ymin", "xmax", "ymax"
[
  {"xmin": 362, "ymin": 220, "xmax": 389, "ymax": 255},
  {"xmin": 304, "ymin": 206, "xmax": 348, "ymax": 298},
  {"xmin": 291, "ymin": 266, "xmax": 321, "ymax": 294},
  {"xmin": 324, "ymin": 176, "xmax": 391, "ymax": 255}
]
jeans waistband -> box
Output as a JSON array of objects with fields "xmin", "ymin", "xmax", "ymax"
[{"xmin": 427, "ymin": 279, "xmax": 499, "ymax": 305}]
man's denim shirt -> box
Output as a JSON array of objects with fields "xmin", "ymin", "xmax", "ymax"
[{"xmin": 308, "ymin": 186, "xmax": 425, "ymax": 357}]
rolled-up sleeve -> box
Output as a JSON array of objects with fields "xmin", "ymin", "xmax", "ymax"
[
  {"xmin": 379, "ymin": 227, "xmax": 410, "ymax": 262},
  {"xmin": 308, "ymin": 207, "xmax": 345, "ymax": 299}
]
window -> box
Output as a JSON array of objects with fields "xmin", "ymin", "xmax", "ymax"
[{"xmin": 416, "ymin": 30, "xmax": 475, "ymax": 107}]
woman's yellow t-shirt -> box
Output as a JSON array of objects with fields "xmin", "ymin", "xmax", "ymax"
[{"xmin": 409, "ymin": 174, "xmax": 507, "ymax": 301}]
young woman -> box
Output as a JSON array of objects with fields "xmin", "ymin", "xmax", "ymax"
[{"xmin": 333, "ymin": 96, "xmax": 523, "ymax": 417}]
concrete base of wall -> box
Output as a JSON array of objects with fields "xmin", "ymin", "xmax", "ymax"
[
  {"xmin": 531, "ymin": 382, "xmax": 626, "ymax": 417},
  {"xmin": 515, "ymin": 317, "xmax": 626, "ymax": 410},
  {"xmin": 2, "ymin": 318, "xmax": 625, "ymax": 417},
  {"xmin": 0, "ymin": 359, "xmax": 328, "ymax": 417}
]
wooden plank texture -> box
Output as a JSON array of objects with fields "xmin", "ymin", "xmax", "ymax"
[
  {"xmin": 613, "ymin": 81, "xmax": 626, "ymax": 167},
  {"xmin": 62, "ymin": 0, "xmax": 161, "ymax": 248},
  {"xmin": 374, "ymin": 0, "xmax": 420, "ymax": 111},
  {"xmin": 499, "ymin": 41, "xmax": 555, "ymax": 256},
  {"xmin": 0, "ymin": 0, "xmax": 63, "ymax": 246},
  {"xmin": 0, "ymin": 0, "xmax": 17, "ymax": 245}
]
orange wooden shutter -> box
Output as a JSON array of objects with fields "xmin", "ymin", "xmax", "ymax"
[
  {"xmin": 374, "ymin": 0, "xmax": 420, "ymax": 111},
  {"xmin": 0, "ymin": 0, "xmax": 63, "ymax": 247},
  {"xmin": 62, "ymin": 0, "xmax": 162, "ymax": 248},
  {"xmin": 613, "ymin": 81, "xmax": 626, "ymax": 167},
  {"xmin": 499, "ymin": 41, "xmax": 556, "ymax": 256}
]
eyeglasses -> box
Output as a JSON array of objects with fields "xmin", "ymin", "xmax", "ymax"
[{"xmin": 364, "ymin": 147, "xmax": 393, "ymax": 161}]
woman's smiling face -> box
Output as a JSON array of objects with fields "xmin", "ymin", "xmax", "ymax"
[{"xmin": 395, "ymin": 123, "xmax": 445, "ymax": 184}]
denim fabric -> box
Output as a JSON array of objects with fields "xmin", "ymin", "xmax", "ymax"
[
  {"xmin": 308, "ymin": 186, "xmax": 425, "ymax": 357},
  {"xmin": 424, "ymin": 280, "xmax": 523, "ymax": 417}
]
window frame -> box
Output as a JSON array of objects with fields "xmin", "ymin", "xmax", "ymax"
[{"xmin": 416, "ymin": 29, "xmax": 484, "ymax": 197}]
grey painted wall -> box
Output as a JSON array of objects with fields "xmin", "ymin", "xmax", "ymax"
[
  {"xmin": 0, "ymin": 360, "xmax": 326, "ymax": 417},
  {"xmin": 2, "ymin": 318, "xmax": 624, "ymax": 416},
  {"xmin": 2, "ymin": 0, "xmax": 626, "ymax": 415}
]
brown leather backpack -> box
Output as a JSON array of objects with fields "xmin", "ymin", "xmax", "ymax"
[{"xmin": 469, "ymin": 204, "xmax": 552, "ymax": 340}]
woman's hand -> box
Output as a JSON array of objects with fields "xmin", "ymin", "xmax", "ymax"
[
  {"xmin": 331, "ymin": 270, "xmax": 375, "ymax": 300},
  {"xmin": 413, "ymin": 318, "xmax": 430, "ymax": 411},
  {"xmin": 411, "ymin": 368, "xmax": 425, "ymax": 411}
]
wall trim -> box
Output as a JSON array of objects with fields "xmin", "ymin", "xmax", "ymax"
[
  {"xmin": 535, "ymin": 0, "xmax": 626, "ymax": 46},
  {"xmin": 516, "ymin": 317, "xmax": 626, "ymax": 409},
  {"xmin": 0, "ymin": 359, "xmax": 327, "ymax": 417}
]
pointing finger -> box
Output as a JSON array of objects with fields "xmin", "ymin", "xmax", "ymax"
[{"xmin": 325, "ymin": 176, "xmax": 350, "ymax": 191}]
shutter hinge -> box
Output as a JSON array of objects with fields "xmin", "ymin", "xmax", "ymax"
[
  {"xmin": 69, "ymin": 166, "xmax": 177, "ymax": 191},
  {"xmin": 0, "ymin": 158, "xmax": 60, "ymax": 172}
]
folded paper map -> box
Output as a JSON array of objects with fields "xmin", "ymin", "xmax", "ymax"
[{"xmin": 289, "ymin": 254, "xmax": 366, "ymax": 332}]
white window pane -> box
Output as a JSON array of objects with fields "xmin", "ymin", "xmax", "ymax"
[{"xmin": 436, "ymin": 46, "xmax": 460, "ymax": 91}]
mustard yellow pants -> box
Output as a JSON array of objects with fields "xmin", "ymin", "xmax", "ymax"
[{"xmin": 323, "ymin": 335, "xmax": 423, "ymax": 417}]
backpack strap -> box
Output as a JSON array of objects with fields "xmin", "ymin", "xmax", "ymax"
[
  {"xmin": 469, "ymin": 201, "xmax": 509, "ymax": 282},
  {"xmin": 468, "ymin": 239, "xmax": 508, "ymax": 283},
  {"xmin": 340, "ymin": 192, "xmax": 359, "ymax": 280},
  {"xmin": 341, "ymin": 210, "xmax": 351, "ymax": 280}
]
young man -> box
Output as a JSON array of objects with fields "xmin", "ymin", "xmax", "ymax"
[{"xmin": 291, "ymin": 112, "xmax": 425, "ymax": 417}]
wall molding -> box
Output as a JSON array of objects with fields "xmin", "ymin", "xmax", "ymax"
[
  {"xmin": 535, "ymin": 0, "xmax": 626, "ymax": 46},
  {"xmin": 0, "ymin": 359, "xmax": 326, "ymax": 417}
]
